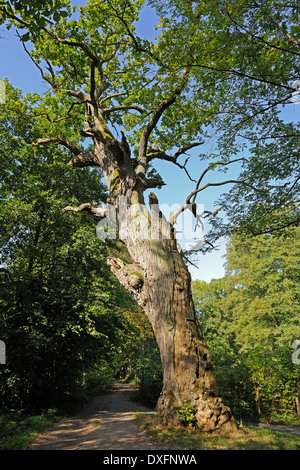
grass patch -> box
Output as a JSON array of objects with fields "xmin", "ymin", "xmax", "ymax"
[
  {"xmin": 135, "ymin": 412, "xmax": 300, "ymax": 450},
  {"xmin": 0, "ymin": 409, "xmax": 61, "ymax": 450}
]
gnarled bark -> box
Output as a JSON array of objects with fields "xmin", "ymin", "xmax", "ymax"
[{"xmin": 104, "ymin": 181, "xmax": 236, "ymax": 431}]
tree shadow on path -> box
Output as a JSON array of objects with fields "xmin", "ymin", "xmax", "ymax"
[{"xmin": 26, "ymin": 383, "xmax": 167, "ymax": 451}]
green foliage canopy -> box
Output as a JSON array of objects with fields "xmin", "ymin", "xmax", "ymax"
[
  {"xmin": 1, "ymin": 0, "xmax": 299, "ymax": 243},
  {"xmin": 0, "ymin": 82, "xmax": 139, "ymax": 411},
  {"xmin": 150, "ymin": 0, "xmax": 300, "ymax": 239}
]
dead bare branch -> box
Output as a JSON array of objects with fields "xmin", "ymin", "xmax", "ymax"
[
  {"xmin": 169, "ymin": 178, "xmax": 261, "ymax": 226},
  {"xmin": 32, "ymin": 137, "xmax": 82, "ymax": 155},
  {"xmin": 102, "ymin": 104, "xmax": 145, "ymax": 115},
  {"xmin": 174, "ymin": 142, "xmax": 205, "ymax": 159},
  {"xmin": 62, "ymin": 203, "xmax": 108, "ymax": 217},
  {"xmin": 146, "ymin": 141, "xmax": 204, "ymax": 183},
  {"xmin": 192, "ymin": 158, "xmax": 248, "ymax": 203}
]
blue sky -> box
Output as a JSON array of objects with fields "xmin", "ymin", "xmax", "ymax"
[{"xmin": 0, "ymin": 2, "xmax": 265, "ymax": 283}]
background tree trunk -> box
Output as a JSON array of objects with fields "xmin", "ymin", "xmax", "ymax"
[
  {"xmin": 255, "ymin": 383, "xmax": 262, "ymax": 418},
  {"xmin": 295, "ymin": 383, "xmax": 300, "ymax": 419}
]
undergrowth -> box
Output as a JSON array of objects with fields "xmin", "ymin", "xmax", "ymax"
[
  {"xmin": 0, "ymin": 409, "xmax": 61, "ymax": 450},
  {"xmin": 135, "ymin": 412, "xmax": 300, "ymax": 450}
]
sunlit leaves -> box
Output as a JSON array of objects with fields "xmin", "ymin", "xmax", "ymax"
[
  {"xmin": 2, "ymin": 0, "xmax": 299, "ymax": 239},
  {"xmin": 0, "ymin": 0, "xmax": 71, "ymax": 37},
  {"xmin": 150, "ymin": 0, "xmax": 300, "ymax": 236},
  {"xmin": 0, "ymin": 81, "xmax": 143, "ymax": 410}
]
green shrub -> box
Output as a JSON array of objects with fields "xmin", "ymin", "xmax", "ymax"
[
  {"xmin": 175, "ymin": 400, "xmax": 198, "ymax": 428},
  {"xmin": 83, "ymin": 363, "xmax": 115, "ymax": 396},
  {"xmin": 0, "ymin": 409, "xmax": 60, "ymax": 450}
]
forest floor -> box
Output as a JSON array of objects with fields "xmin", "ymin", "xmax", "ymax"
[
  {"xmin": 25, "ymin": 382, "xmax": 300, "ymax": 451},
  {"xmin": 26, "ymin": 382, "xmax": 168, "ymax": 450}
]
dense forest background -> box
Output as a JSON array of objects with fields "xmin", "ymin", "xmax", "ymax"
[
  {"xmin": 0, "ymin": 82, "xmax": 161, "ymax": 414},
  {"xmin": 192, "ymin": 228, "xmax": 300, "ymax": 424}
]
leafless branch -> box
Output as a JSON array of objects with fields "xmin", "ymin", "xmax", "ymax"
[
  {"xmin": 102, "ymin": 104, "xmax": 145, "ymax": 115},
  {"xmin": 187, "ymin": 179, "xmax": 259, "ymax": 205},
  {"xmin": 62, "ymin": 203, "xmax": 107, "ymax": 217},
  {"xmin": 147, "ymin": 149, "xmax": 197, "ymax": 183},
  {"xmin": 32, "ymin": 137, "xmax": 82, "ymax": 155},
  {"xmin": 146, "ymin": 141, "xmax": 204, "ymax": 183},
  {"xmin": 204, "ymin": 208, "xmax": 221, "ymax": 218},
  {"xmin": 169, "ymin": 178, "xmax": 261, "ymax": 226},
  {"xmin": 191, "ymin": 158, "xmax": 248, "ymax": 203},
  {"xmin": 174, "ymin": 142, "xmax": 205, "ymax": 159}
]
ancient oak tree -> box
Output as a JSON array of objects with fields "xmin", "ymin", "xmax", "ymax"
[{"xmin": 0, "ymin": 0, "xmax": 243, "ymax": 431}]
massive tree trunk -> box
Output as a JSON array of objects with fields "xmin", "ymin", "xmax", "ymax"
[
  {"xmin": 85, "ymin": 133, "xmax": 236, "ymax": 431},
  {"xmin": 11, "ymin": 0, "xmax": 242, "ymax": 432},
  {"xmin": 108, "ymin": 234, "xmax": 235, "ymax": 431}
]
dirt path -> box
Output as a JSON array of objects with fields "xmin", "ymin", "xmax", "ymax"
[
  {"xmin": 27, "ymin": 383, "xmax": 167, "ymax": 451},
  {"xmin": 257, "ymin": 423, "xmax": 300, "ymax": 436},
  {"xmin": 26, "ymin": 383, "xmax": 300, "ymax": 451}
]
